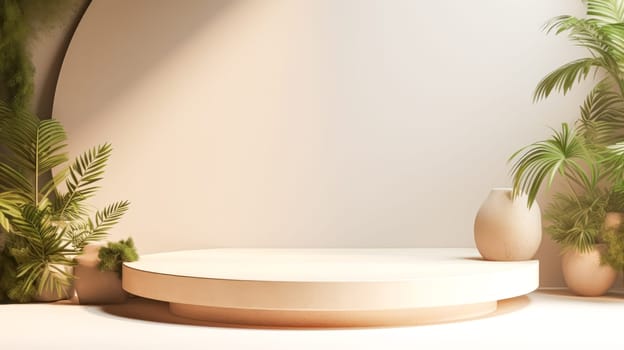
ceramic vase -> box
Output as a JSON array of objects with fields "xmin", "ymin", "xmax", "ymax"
[
  {"xmin": 474, "ymin": 187, "xmax": 542, "ymax": 261},
  {"xmin": 73, "ymin": 244, "xmax": 127, "ymax": 304},
  {"xmin": 561, "ymin": 244, "xmax": 617, "ymax": 297}
]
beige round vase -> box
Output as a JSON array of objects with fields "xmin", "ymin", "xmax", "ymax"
[
  {"xmin": 561, "ymin": 244, "xmax": 617, "ymax": 297},
  {"xmin": 474, "ymin": 188, "xmax": 542, "ymax": 261}
]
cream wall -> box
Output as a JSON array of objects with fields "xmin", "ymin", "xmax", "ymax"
[
  {"xmin": 29, "ymin": 0, "xmax": 89, "ymax": 118},
  {"xmin": 48, "ymin": 0, "xmax": 593, "ymax": 287}
]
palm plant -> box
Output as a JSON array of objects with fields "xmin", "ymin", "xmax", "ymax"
[
  {"xmin": 0, "ymin": 101, "xmax": 129, "ymax": 302},
  {"xmin": 510, "ymin": 0, "xmax": 624, "ymax": 255}
]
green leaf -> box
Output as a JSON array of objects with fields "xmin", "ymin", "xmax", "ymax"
[
  {"xmin": 538, "ymin": 9, "xmax": 624, "ymax": 99},
  {"xmin": 587, "ymin": 0, "xmax": 624, "ymax": 23},
  {"xmin": 66, "ymin": 201, "xmax": 130, "ymax": 250},
  {"xmin": 533, "ymin": 58, "xmax": 598, "ymax": 101},
  {"xmin": 509, "ymin": 123, "xmax": 596, "ymax": 207},
  {"xmin": 0, "ymin": 114, "xmax": 68, "ymax": 205},
  {"xmin": 578, "ymin": 81, "xmax": 624, "ymax": 145},
  {"xmin": 545, "ymin": 190, "xmax": 608, "ymax": 253},
  {"xmin": 0, "ymin": 192, "xmax": 23, "ymax": 231},
  {"xmin": 56, "ymin": 144, "xmax": 112, "ymax": 219}
]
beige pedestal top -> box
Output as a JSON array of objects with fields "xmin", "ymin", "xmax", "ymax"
[{"xmin": 123, "ymin": 248, "xmax": 538, "ymax": 327}]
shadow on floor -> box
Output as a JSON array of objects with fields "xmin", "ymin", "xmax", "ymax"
[
  {"xmin": 82, "ymin": 295, "xmax": 532, "ymax": 330},
  {"xmin": 537, "ymin": 289, "xmax": 624, "ymax": 303}
]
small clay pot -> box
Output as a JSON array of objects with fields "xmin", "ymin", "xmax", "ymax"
[
  {"xmin": 73, "ymin": 244, "xmax": 127, "ymax": 304},
  {"xmin": 561, "ymin": 244, "xmax": 617, "ymax": 297}
]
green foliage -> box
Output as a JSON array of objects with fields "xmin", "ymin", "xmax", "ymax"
[
  {"xmin": 578, "ymin": 81, "xmax": 624, "ymax": 145},
  {"xmin": 52, "ymin": 143, "xmax": 113, "ymax": 220},
  {"xmin": 98, "ymin": 238, "xmax": 138, "ymax": 278},
  {"xmin": 0, "ymin": 105, "xmax": 68, "ymax": 204},
  {"xmin": 67, "ymin": 201, "xmax": 130, "ymax": 251},
  {"xmin": 602, "ymin": 229, "xmax": 624, "ymax": 269},
  {"xmin": 8, "ymin": 204, "xmax": 75, "ymax": 299},
  {"xmin": 0, "ymin": 249, "xmax": 19, "ymax": 302},
  {"xmin": 509, "ymin": 123, "xmax": 597, "ymax": 207},
  {"xmin": 0, "ymin": 100, "xmax": 130, "ymax": 302},
  {"xmin": 0, "ymin": 0, "xmax": 79, "ymax": 111},
  {"xmin": 509, "ymin": 0, "xmax": 624, "ymax": 261},
  {"xmin": 0, "ymin": 192, "xmax": 21, "ymax": 231},
  {"xmin": 545, "ymin": 191, "xmax": 608, "ymax": 253}
]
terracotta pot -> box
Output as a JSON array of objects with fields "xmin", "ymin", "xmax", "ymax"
[
  {"xmin": 474, "ymin": 188, "xmax": 542, "ymax": 261},
  {"xmin": 561, "ymin": 244, "xmax": 617, "ymax": 297},
  {"xmin": 73, "ymin": 244, "xmax": 127, "ymax": 304},
  {"xmin": 604, "ymin": 212, "xmax": 624, "ymax": 231}
]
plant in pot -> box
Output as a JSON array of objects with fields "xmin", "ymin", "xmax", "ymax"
[
  {"xmin": 73, "ymin": 237, "xmax": 138, "ymax": 304},
  {"xmin": 509, "ymin": 0, "xmax": 624, "ymax": 296},
  {"xmin": 0, "ymin": 101, "xmax": 129, "ymax": 302}
]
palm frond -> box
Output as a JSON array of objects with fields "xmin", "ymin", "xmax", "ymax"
[
  {"xmin": 578, "ymin": 81, "xmax": 624, "ymax": 144},
  {"xmin": 606, "ymin": 188, "xmax": 624, "ymax": 211},
  {"xmin": 39, "ymin": 167, "xmax": 68, "ymax": 203},
  {"xmin": 56, "ymin": 144, "xmax": 112, "ymax": 219},
  {"xmin": 10, "ymin": 205, "xmax": 72, "ymax": 255},
  {"xmin": 602, "ymin": 141, "xmax": 624, "ymax": 184},
  {"xmin": 1, "ymin": 115, "xmax": 40, "ymax": 171},
  {"xmin": 93, "ymin": 200, "xmax": 130, "ymax": 238},
  {"xmin": 66, "ymin": 200, "xmax": 130, "ymax": 250},
  {"xmin": 0, "ymin": 116, "xmax": 68, "ymax": 204},
  {"xmin": 538, "ymin": 12, "xmax": 624, "ymax": 99},
  {"xmin": 0, "ymin": 163, "xmax": 32, "ymax": 199},
  {"xmin": 544, "ymin": 15, "xmax": 607, "ymax": 53},
  {"xmin": 35, "ymin": 120, "xmax": 68, "ymax": 174},
  {"xmin": 9, "ymin": 204, "xmax": 75, "ymax": 298},
  {"xmin": 600, "ymin": 23, "xmax": 624, "ymax": 60},
  {"xmin": 0, "ymin": 193, "xmax": 22, "ymax": 232},
  {"xmin": 0, "ymin": 115, "xmax": 37, "ymax": 172},
  {"xmin": 509, "ymin": 123, "xmax": 597, "ymax": 207},
  {"xmin": 587, "ymin": 0, "xmax": 624, "ymax": 24},
  {"xmin": 533, "ymin": 58, "xmax": 599, "ymax": 101},
  {"xmin": 0, "ymin": 99, "xmax": 12, "ymax": 119}
]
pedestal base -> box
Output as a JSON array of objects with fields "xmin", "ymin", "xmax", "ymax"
[{"xmin": 169, "ymin": 301, "xmax": 497, "ymax": 327}]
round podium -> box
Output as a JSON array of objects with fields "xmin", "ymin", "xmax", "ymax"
[{"xmin": 123, "ymin": 248, "xmax": 538, "ymax": 327}]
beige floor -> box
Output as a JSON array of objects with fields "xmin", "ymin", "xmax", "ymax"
[{"xmin": 1, "ymin": 290, "xmax": 623, "ymax": 349}]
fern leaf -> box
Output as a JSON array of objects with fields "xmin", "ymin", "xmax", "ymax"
[
  {"xmin": 36, "ymin": 120, "xmax": 68, "ymax": 171},
  {"xmin": 0, "ymin": 192, "xmax": 23, "ymax": 231},
  {"xmin": 0, "ymin": 163, "xmax": 33, "ymax": 199},
  {"xmin": 65, "ymin": 201, "xmax": 130, "ymax": 250},
  {"xmin": 0, "ymin": 115, "xmax": 68, "ymax": 205},
  {"xmin": 57, "ymin": 144, "xmax": 112, "ymax": 218},
  {"xmin": 93, "ymin": 200, "xmax": 130, "ymax": 237}
]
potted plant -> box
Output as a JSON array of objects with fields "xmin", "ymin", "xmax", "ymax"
[
  {"xmin": 509, "ymin": 0, "xmax": 624, "ymax": 296},
  {"xmin": 73, "ymin": 238, "xmax": 138, "ymax": 304},
  {"xmin": 0, "ymin": 101, "xmax": 130, "ymax": 302}
]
